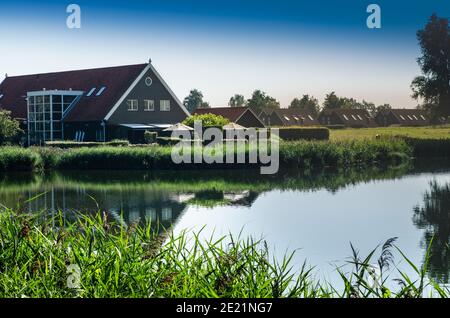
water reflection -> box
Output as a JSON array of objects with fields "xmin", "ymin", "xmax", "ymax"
[
  {"xmin": 413, "ymin": 181, "xmax": 450, "ymax": 283},
  {"xmin": 1, "ymin": 160, "xmax": 450, "ymax": 283}
]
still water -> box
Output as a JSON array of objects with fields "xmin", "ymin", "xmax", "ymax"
[{"xmin": 1, "ymin": 161, "xmax": 449, "ymax": 286}]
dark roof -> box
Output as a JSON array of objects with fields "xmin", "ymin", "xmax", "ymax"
[
  {"xmin": 272, "ymin": 108, "xmax": 319, "ymax": 126},
  {"xmin": 194, "ymin": 107, "xmax": 249, "ymax": 122},
  {"xmin": 384, "ymin": 108, "xmax": 430, "ymax": 124},
  {"xmin": 320, "ymin": 108, "xmax": 375, "ymax": 126},
  {"xmin": 0, "ymin": 63, "xmax": 147, "ymax": 121}
]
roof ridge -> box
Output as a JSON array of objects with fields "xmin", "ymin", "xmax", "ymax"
[{"xmin": 5, "ymin": 63, "xmax": 148, "ymax": 79}]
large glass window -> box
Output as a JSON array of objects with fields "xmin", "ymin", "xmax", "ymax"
[{"xmin": 27, "ymin": 92, "xmax": 81, "ymax": 145}]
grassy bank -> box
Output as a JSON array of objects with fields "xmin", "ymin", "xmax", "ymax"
[
  {"xmin": 1, "ymin": 134, "xmax": 450, "ymax": 172},
  {"xmin": 330, "ymin": 126, "xmax": 450, "ymax": 141},
  {"xmin": 0, "ymin": 138, "xmax": 414, "ymax": 172},
  {"xmin": 0, "ymin": 208, "xmax": 447, "ymax": 298}
]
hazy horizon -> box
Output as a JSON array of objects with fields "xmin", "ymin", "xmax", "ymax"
[{"xmin": 1, "ymin": 0, "xmax": 449, "ymax": 109}]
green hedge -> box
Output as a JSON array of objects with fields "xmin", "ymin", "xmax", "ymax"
[
  {"xmin": 325, "ymin": 125, "xmax": 346, "ymax": 130},
  {"xmin": 45, "ymin": 140, "xmax": 130, "ymax": 148},
  {"xmin": 156, "ymin": 137, "xmax": 183, "ymax": 146},
  {"xmin": 278, "ymin": 127, "xmax": 330, "ymax": 141}
]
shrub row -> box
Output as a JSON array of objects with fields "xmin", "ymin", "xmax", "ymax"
[
  {"xmin": 278, "ymin": 127, "xmax": 330, "ymax": 141},
  {"xmin": 45, "ymin": 139, "xmax": 130, "ymax": 148}
]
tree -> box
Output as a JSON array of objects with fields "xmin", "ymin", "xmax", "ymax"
[
  {"xmin": 375, "ymin": 103, "xmax": 392, "ymax": 114},
  {"xmin": 411, "ymin": 14, "xmax": 450, "ymax": 119},
  {"xmin": 182, "ymin": 113, "xmax": 230, "ymax": 127},
  {"xmin": 289, "ymin": 95, "xmax": 320, "ymax": 115},
  {"xmin": 183, "ymin": 89, "xmax": 208, "ymax": 113},
  {"xmin": 0, "ymin": 109, "xmax": 22, "ymax": 145},
  {"xmin": 199, "ymin": 101, "xmax": 210, "ymax": 109},
  {"xmin": 246, "ymin": 90, "xmax": 280, "ymax": 113},
  {"xmin": 228, "ymin": 94, "xmax": 246, "ymax": 107},
  {"xmin": 322, "ymin": 92, "xmax": 343, "ymax": 109}
]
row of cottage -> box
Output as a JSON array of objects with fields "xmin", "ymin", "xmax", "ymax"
[
  {"xmin": 197, "ymin": 107, "xmax": 441, "ymax": 129},
  {"xmin": 0, "ymin": 61, "xmax": 445, "ymax": 145}
]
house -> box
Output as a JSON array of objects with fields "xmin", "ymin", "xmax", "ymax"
[
  {"xmin": 0, "ymin": 60, "xmax": 190, "ymax": 144},
  {"xmin": 375, "ymin": 109, "xmax": 430, "ymax": 127},
  {"xmin": 257, "ymin": 108, "xmax": 274, "ymax": 126},
  {"xmin": 193, "ymin": 107, "xmax": 265, "ymax": 128},
  {"xmin": 318, "ymin": 109, "xmax": 376, "ymax": 128},
  {"xmin": 266, "ymin": 108, "xmax": 319, "ymax": 127}
]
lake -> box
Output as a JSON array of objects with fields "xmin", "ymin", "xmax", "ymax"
[{"xmin": 1, "ymin": 160, "xmax": 449, "ymax": 287}]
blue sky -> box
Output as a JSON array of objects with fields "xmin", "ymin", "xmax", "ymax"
[{"xmin": 0, "ymin": 0, "xmax": 449, "ymax": 108}]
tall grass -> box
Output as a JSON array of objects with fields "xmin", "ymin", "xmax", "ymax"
[
  {"xmin": 0, "ymin": 208, "xmax": 447, "ymax": 298},
  {"xmin": 2, "ymin": 136, "xmax": 450, "ymax": 172}
]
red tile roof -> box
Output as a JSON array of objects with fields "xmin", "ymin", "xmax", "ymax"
[
  {"xmin": 0, "ymin": 63, "xmax": 147, "ymax": 121},
  {"xmin": 193, "ymin": 107, "xmax": 250, "ymax": 122},
  {"xmin": 272, "ymin": 108, "xmax": 319, "ymax": 126}
]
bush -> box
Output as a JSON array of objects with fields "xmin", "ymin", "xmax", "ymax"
[
  {"xmin": 144, "ymin": 131, "xmax": 158, "ymax": 144},
  {"xmin": 183, "ymin": 113, "xmax": 230, "ymax": 127},
  {"xmin": 0, "ymin": 109, "xmax": 23, "ymax": 145},
  {"xmin": 278, "ymin": 127, "xmax": 330, "ymax": 141},
  {"xmin": 0, "ymin": 147, "xmax": 42, "ymax": 171},
  {"xmin": 45, "ymin": 140, "xmax": 130, "ymax": 148}
]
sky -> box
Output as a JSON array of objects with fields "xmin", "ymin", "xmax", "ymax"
[{"xmin": 0, "ymin": 0, "xmax": 449, "ymax": 108}]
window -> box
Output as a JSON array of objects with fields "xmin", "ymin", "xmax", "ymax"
[
  {"xmin": 284, "ymin": 115, "xmax": 290, "ymax": 121},
  {"xmin": 399, "ymin": 115, "xmax": 406, "ymax": 120},
  {"xmin": 420, "ymin": 115, "xmax": 426, "ymax": 120},
  {"xmin": 343, "ymin": 115, "xmax": 349, "ymax": 121},
  {"xmin": 86, "ymin": 88, "xmax": 96, "ymax": 97},
  {"xmin": 96, "ymin": 86, "xmax": 106, "ymax": 96},
  {"xmin": 407, "ymin": 115, "xmax": 413, "ymax": 120},
  {"xmin": 293, "ymin": 116, "xmax": 299, "ymax": 121},
  {"xmin": 144, "ymin": 100, "xmax": 154, "ymax": 111},
  {"xmin": 357, "ymin": 115, "xmax": 363, "ymax": 120},
  {"xmin": 0, "ymin": 94, "xmax": 3, "ymax": 99},
  {"xmin": 412, "ymin": 115, "xmax": 418, "ymax": 120},
  {"xmin": 308, "ymin": 115, "xmax": 314, "ymax": 121},
  {"xmin": 351, "ymin": 115, "xmax": 357, "ymax": 120},
  {"xmin": 127, "ymin": 99, "xmax": 138, "ymax": 111},
  {"xmin": 160, "ymin": 100, "xmax": 170, "ymax": 111}
]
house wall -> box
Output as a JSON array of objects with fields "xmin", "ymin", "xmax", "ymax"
[
  {"xmin": 63, "ymin": 121, "xmax": 103, "ymax": 142},
  {"xmin": 319, "ymin": 112, "xmax": 342, "ymax": 126},
  {"xmin": 237, "ymin": 110, "xmax": 265, "ymax": 128},
  {"xmin": 108, "ymin": 67, "xmax": 188, "ymax": 125},
  {"xmin": 268, "ymin": 113, "xmax": 283, "ymax": 126}
]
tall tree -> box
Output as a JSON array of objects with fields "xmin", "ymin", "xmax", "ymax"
[
  {"xmin": 246, "ymin": 90, "xmax": 280, "ymax": 113},
  {"xmin": 228, "ymin": 94, "xmax": 246, "ymax": 107},
  {"xmin": 322, "ymin": 91, "xmax": 344, "ymax": 109},
  {"xmin": 289, "ymin": 94, "xmax": 320, "ymax": 115},
  {"xmin": 411, "ymin": 14, "xmax": 450, "ymax": 119},
  {"xmin": 183, "ymin": 89, "xmax": 207, "ymax": 113}
]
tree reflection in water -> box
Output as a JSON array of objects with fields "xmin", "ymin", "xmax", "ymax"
[{"xmin": 413, "ymin": 181, "xmax": 450, "ymax": 283}]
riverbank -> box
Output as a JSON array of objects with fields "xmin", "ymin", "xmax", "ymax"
[
  {"xmin": 1, "ymin": 136, "xmax": 450, "ymax": 172},
  {"xmin": 0, "ymin": 208, "xmax": 446, "ymax": 298}
]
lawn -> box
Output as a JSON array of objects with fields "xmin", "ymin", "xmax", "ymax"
[{"xmin": 330, "ymin": 126, "xmax": 450, "ymax": 141}]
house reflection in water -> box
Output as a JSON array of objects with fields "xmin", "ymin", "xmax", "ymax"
[
  {"xmin": 13, "ymin": 186, "xmax": 260, "ymax": 228},
  {"xmin": 21, "ymin": 187, "xmax": 188, "ymax": 229}
]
